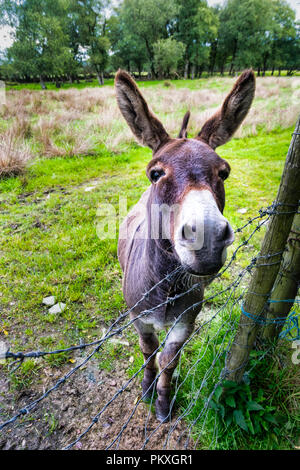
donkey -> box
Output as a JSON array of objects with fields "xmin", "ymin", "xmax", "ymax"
[{"xmin": 115, "ymin": 69, "xmax": 255, "ymax": 422}]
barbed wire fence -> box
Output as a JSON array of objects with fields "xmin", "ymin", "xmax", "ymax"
[
  {"xmin": 0, "ymin": 199, "xmax": 299, "ymax": 450},
  {"xmin": 1, "ymin": 122, "xmax": 299, "ymax": 450}
]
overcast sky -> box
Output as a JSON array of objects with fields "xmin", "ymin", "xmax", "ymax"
[{"xmin": 0, "ymin": 0, "xmax": 299, "ymax": 53}]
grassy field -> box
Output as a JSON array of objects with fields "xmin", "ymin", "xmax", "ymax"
[{"xmin": 0, "ymin": 75, "xmax": 299, "ymax": 449}]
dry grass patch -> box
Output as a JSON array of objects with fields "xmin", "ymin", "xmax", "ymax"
[
  {"xmin": 11, "ymin": 113, "xmax": 32, "ymax": 140},
  {"xmin": 0, "ymin": 130, "xmax": 33, "ymax": 177},
  {"xmin": 36, "ymin": 123, "xmax": 96, "ymax": 158},
  {"xmin": 0, "ymin": 76, "xmax": 299, "ymax": 163}
]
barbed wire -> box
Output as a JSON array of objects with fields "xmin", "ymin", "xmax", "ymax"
[{"xmin": 0, "ymin": 200, "xmax": 299, "ymax": 450}]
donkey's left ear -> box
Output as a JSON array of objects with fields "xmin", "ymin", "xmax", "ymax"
[
  {"xmin": 115, "ymin": 69, "xmax": 169, "ymax": 152},
  {"xmin": 197, "ymin": 70, "xmax": 255, "ymax": 149}
]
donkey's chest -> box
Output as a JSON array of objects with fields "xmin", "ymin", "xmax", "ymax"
[{"xmin": 129, "ymin": 271, "xmax": 205, "ymax": 331}]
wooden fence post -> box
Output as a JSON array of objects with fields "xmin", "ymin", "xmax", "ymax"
[
  {"xmin": 224, "ymin": 116, "xmax": 300, "ymax": 383},
  {"xmin": 261, "ymin": 212, "xmax": 300, "ymax": 341}
]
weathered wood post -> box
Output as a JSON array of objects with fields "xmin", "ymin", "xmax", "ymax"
[
  {"xmin": 224, "ymin": 116, "xmax": 300, "ymax": 382},
  {"xmin": 261, "ymin": 212, "xmax": 300, "ymax": 341}
]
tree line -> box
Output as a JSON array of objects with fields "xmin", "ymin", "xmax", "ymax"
[{"xmin": 0, "ymin": 0, "xmax": 299, "ymax": 87}]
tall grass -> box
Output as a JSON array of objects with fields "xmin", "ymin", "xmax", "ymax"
[
  {"xmin": 0, "ymin": 130, "xmax": 33, "ymax": 177},
  {"xmin": 0, "ymin": 76, "xmax": 299, "ymax": 177}
]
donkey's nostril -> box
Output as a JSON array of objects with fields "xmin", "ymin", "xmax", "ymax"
[
  {"xmin": 221, "ymin": 223, "xmax": 230, "ymax": 240},
  {"xmin": 219, "ymin": 222, "xmax": 235, "ymax": 247},
  {"xmin": 181, "ymin": 223, "xmax": 196, "ymax": 242}
]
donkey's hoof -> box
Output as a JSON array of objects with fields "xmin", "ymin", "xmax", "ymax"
[{"xmin": 155, "ymin": 399, "xmax": 171, "ymax": 423}]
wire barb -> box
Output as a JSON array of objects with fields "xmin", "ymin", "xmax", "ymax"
[{"xmin": 1, "ymin": 199, "xmax": 299, "ymax": 449}]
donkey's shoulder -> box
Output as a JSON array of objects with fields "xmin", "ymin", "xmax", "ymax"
[{"xmin": 118, "ymin": 186, "xmax": 151, "ymax": 272}]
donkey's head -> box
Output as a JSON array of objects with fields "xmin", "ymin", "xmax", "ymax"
[{"xmin": 115, "ymin": 70, "xmax": 255, "ymax": 276}]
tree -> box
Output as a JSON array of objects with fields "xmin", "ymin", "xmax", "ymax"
[
  {"xmin": 1, "ymin": 0, "xmax": 299, "ymax": 81},
  {"xmin": 119, "ymin": 0, "xmax": 179, "ymax": 76},
  {"xmin": 214, "ymin": 0, "xmax": 299, "ymax": 75},
  {"xmin": 5, "ymin": 0, "xmax": 75, "ymax": 88},
  {"xmin": 174, "ymin": 0, "xmax": 218, "ymax": 78},
  {"xmin": 153, "ymin": 37, "xmax": 185, "ymax": 78},
  {"xmin": 88, "ymin": 36, "xmax": 109, "ymax": 84},
  {"xmin": 67, "ymin": 0, "xmax": 111, "ymax": 85},
  {"xmin": 107, "ymin": 9, "xmax": 148, "ymax": 75},
  {"xmin": 269, "ymin": 0, "xmax": 298, "ymax": 75},
  {"xmin": 215, "ymin": 0, "xmax": 272, "ymax": 74}
]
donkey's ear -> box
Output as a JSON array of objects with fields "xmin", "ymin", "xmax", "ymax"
[
  {"xmin": 197, "ymin": 70, "xmax": 255, "ymax": 149},
  {"xmin": 115, "ymin": 70, "xmax": 169, "ymax": 152}
]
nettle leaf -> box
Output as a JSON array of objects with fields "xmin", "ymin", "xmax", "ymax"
[
  {"xmin": 225, "ymin": 414, "xmax": 233, "ymax": 427},
  {"xmin": 218, "ymin": 404, "xmax": 225, "ymax": 419},
  {"xmin": 264, "ymin": 414, "xmax": 278, "ymax": 425},
  {"xmin": 233, "ymin": 410, "xmax": 248, "ymax": 432},
  {"xmin": 225, "ymin": 395, "xmax": 236, "ymax": 408},
  {"xmin": 247, "ymin": 401, "xmax": 264, "ymax": 411},
  {"xmin": 253, "ymin": 420, "xmax": 261, "ymax": 434},
  {"xmin": 223, "ymin": 380, "xmax": 239, "ymax": 390},
  {"xmin": 214, "ymin": 386, "xmax": 223, "ymax": 402},
  {"xmin": 209, "ymin": 399, "xmax": 218, "ymax": 411}
]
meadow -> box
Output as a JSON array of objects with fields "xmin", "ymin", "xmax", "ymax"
[{"xmin": 0, "ymin": 75, "xmax": 299, "ymax": 450}]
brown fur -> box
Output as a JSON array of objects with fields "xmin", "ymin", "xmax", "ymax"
[
  {"xmin": 197, "ymin": 69, "xmax": 255, "ymax": 149},
  {"xmin": 115, "ymin": 69, "xmax": 170, "ymax": 151},
  {"xmin": 115, "ymin": 70, "xmax": 255, "ymax": 421}
]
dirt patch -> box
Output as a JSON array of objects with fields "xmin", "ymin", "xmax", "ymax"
[{"xmin": 0, "ymin": 357, "xmax": 193, "ymax": 450}]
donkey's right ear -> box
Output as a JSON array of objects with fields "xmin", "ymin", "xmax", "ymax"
[
  {"xmin": 115, "ymin": 70, "xmax": 169, "ymax": 152},
  {"xmin": 197, "ymin": 69, "xmax": 255, "ymax": 150}
]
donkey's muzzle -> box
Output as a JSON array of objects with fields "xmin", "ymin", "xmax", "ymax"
[
  {"xmin": 173, "ymin": 189, "xmax": 235, "ymax": 276},
  {"xmin": 181, "ymin": 218, "xmax": 234, "ymax": 249},
  {"xmin": 178, "ymin": 218, "xmax": 234, "ymax": 275}
]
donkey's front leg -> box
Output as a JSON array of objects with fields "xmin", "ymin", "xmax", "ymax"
[
  {"xmin": 133, "ymin": 317, "xmax": 159, "ymax": 401},
  {"xmin": 156, "ymin": 322, "xmax": 194, "ymax": 422}
]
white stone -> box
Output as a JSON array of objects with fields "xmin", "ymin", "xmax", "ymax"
[
  {"xmin": 48, "ymin": 302, "xmax": 66, "ymax": 314},
  {"xmin": 0, "ymin": 341, "xmax": 9, "ymax": 363},
  {"xmin": 237, "ymin": 208, "xmax": 248, "ymax": 214},
  {"xmin": 109, "ymin": 338, "xmax": 129, "ymax": 346},
  {"xmin": 43, "ymin": 296, "xmax": 56, "ymax": 306}
]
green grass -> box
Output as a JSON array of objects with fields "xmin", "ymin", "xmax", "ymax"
[
  {"xmin": 0, "ymin": 129, "xmax": 291, "ymax": 348},
  {"xmin": 5, "ymin": 78, "xmax": 115, "ymax": 91},
  {"xmin": 5, "ymin": 69, "xmax": 300, "ymax": 92},
  {"xmin": 0, "ymin": 144, "xmax": 152, "ymax": 351},
  {"xmin": 172, "ymin": 304, "xmax": 300, "ymax": 450}
]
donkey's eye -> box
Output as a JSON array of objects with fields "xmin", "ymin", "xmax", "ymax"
[
  {"xmin": 150, "ymin": 169, "xmax": 165, "ymax": 183},
  {"xmin": 218, "ymin": 169, "xmax": 229, "ymax": 181}
]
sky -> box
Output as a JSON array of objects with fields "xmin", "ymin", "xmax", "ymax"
[
  {"xmin": 0, "ymin": 0, "xmax": 299, "ymax": 53},
  {"xmin": 0, "ymin": 25, "xmax": 14, "ymax": 52}
]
